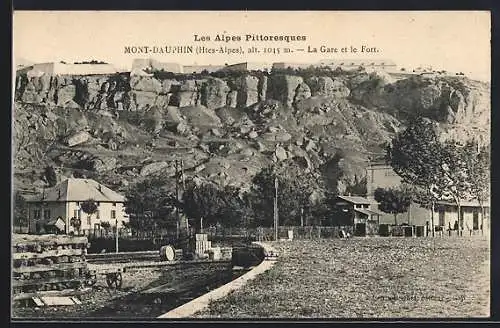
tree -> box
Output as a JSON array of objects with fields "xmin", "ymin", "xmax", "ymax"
[
  {"xmin": 345, "ymin": 175, "xmax": 367, "ymax": 196},
  {"xmin": 374, "ymin": 187, "xmax": 411, "ymax": 225},
  {"xmin": 386, "ymin": 117, "xmax": 450, "ymax": 236},
  {"xmin": 460, "ymin": 140, "xmax": 490, "ymax": 232},
  {"xmin": 100, "ymin": 221, "xmax": 111, "ymax": 234},
  {"xmin": 439, "ymin": 141, "xmax": 474, "ymax": 232},
  {"xmin": 250, "ymin": 160, "xmax": 324, "ymax": 227},
  {"xmin": 70, "ymin": 216, "xmax": 81, "ymax": 235},
  {"xmin": 44, "ymin": 166, "xmax": 58, "ymax": 187},
  {"xmin": 182, "ymin": 181, "xmax": 226, "ymax": 230},
  {"xmin": 181, "ymin": 181, "xmax": 251, "ymax": 230},
  {"xmin": 13, "ymin": 191, "xmax": 27, "ymax": 232},
  {"xmin": 124, "ymin": 177, "xmax": 177, "ymax": 231},
  {"xmin": 80, "ymin": 199, "xmax": 98, "ymax": 235}
]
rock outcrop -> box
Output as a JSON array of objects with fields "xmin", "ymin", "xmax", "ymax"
[
  {"xmin": 236, "ymin": 75, "xmax": 259, "ymax": 108},
  {"xmin": 201, "ymin": 78, "xmax": 230, "ymax": 109},
  {"xmin": 267, "ymin": 74, "xmax": 304, "ymax": 107},
  {"xmin": 13, "ymin": 68, "xmax": 490, "ymax": 195}
]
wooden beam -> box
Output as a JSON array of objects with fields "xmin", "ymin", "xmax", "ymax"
[
  {"xmin": 13, "ymin": 249, "xmax": 84, "ymax": 260},
  {"xmin": 13, "ymin": 262, "xmax": 86, "ymax": 274},
  {"xmin": 13, "ymin": 276, "xmax": 88, "ymax": 288},
  {"xmin": 13, "ymin": 288, "xmax": 92, "ymax": 301}
]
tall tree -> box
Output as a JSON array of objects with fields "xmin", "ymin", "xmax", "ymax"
[
  {"xmin": 181, "ymin": 181, "xmax": 252, "ymax": 230},
  {"xmin": 385, "ymin": 117, "xmax": 450, "ymax": 236},
  {"xmin": 461, "ymin": 140, "xmax": 490, "ymax": 232},
  {"xmin": 373, "ymin": 187, "xmax": 411, "ymax": 225},
  {"xmin": 251, "ymin": 160, "xmax": 324, "ymax": 227},
  {"xmin": 182, "ymin": 181, "xmax": 226, "ymax": 229},
  {"xmin": 439, "ymin": 141, "xmax": 473, "ymax": 231},
  {"xmin": 44, "ymin": 166, "xmax": 58, "ymax": 187},
  {"xmin": 13, "ymin": 191, "xmax": 27, "ymax": 232},
  {"xmin": 124, "ymin": 176, "xmax": 177, "ymax": 231}
]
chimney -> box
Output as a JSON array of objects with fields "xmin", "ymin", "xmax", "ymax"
[
  {"xmin": 58, "ymin": 189, "xmax": 61, "ymax": 199},
  {"xmin": 98, "ymin": 184, "xmax": 102, "ymax": 192}
]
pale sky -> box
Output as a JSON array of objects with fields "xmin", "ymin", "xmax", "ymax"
[{"xmin": 13, "ymin": 11, "xmax": 491, "ymax": 81}]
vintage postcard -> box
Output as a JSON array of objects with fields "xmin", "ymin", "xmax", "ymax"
[{"xmin": 12, "ymin": 11, "xmax": 490, "ymax": 320}]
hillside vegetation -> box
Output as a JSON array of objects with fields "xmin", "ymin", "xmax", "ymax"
[{"xmin": 13, "ymin": 68, "xmax": 490, "ymax": 200}]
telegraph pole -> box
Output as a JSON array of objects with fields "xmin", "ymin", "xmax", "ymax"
[
  {"xmin": 180, "ymin": 159, "xmax": 189, "ymax": 235},
  {"xmin": 115, "ymin": 217, "xmax": 119, "ymax": 253},
  {"xmin": 175, "ymin": 159, "xmax": 180, "ymax": 239},
  {"xmin": 274, "ymin": 176, "xmax": 279, "ymax": 241}
]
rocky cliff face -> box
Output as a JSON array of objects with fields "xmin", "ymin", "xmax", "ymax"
[{"xmin": 13, "ymin": 69, "xmax": 490, "ymax": 196}]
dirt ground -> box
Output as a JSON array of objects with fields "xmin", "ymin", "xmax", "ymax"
[
  {"xmin": 12, "ymin": 267, "xmax": 164, "ymax": 319},
  {"xmin": 12, "ymin": 262, "xmax": 239, "ymax": 319},
  {"xmin": 196, "ymin": 236, "xmax": 490, "ymax": 318}
]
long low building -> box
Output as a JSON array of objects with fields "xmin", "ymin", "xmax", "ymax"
[
  {"xmin": 317, "ymin": 59, "xmax": 398, "ymax": 72},
  {"xmin": 24, "ymin": 62, "xmax": 125, "ymax": 76},
  {"xmin": 365, "ymin": 162, "xmax": 490, "ymax": 232}
]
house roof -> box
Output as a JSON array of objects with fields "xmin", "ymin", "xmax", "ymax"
[
  {"xmin": 337, "ymin": 195, "xmax": 376, "ymax": 205},
  {"xmin": 46, "ymin": 218, "xmax": 65, "ymax": 226},
  {"xmin": 355, "ymin": 208, "xmax": 385, "ymax": 216},
  {"xmin": 436, "ymin": 200, "xmax": 491, "ymax": 208},
  {"xmin": 27, "ymin": 178, "xmax": 125, "ymax": 203}
]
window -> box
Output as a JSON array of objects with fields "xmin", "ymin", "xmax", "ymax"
[
  {"xmin": 34, "ymin": 209, "xmax": 41, "ymax": 220},
  {"xmin": 87, "ymin": 216, "xmax": 91, "ymax": 225},
  {"xmin": 43, "ymin": 209, "xmax": 51, "ymax": 220},
  {"xmin": 111, "ymin": 210, "xmax": 116, "ymax": 219},
  {"xmin": 112, "ymin": 202, "xmax": 116, "ymax": 207},
  {"xmin": 73, "ymin": 210, "xmax": 78, "ymax": 219},
  {"xmin": 96, "ymin": 210, "xmax": 100, "ymax": 219},
  {"xmin": 77, "ymin": 209, "xmax": 81, "ymax": 219}
]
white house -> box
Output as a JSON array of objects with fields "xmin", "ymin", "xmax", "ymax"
[{"xmin": 26, "ymin": 178, "xmax": 128, "ymax": 234}]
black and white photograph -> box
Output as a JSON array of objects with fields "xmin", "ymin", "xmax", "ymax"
[{"xmin": 11, "ymin": 11, "xmax": 491, "ymax": 319}]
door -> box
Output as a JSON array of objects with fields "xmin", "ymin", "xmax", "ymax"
[
  {"xmin": 473, "ymin": 212, "xmax": 479, "ymax": 230},
  {"xmin": 439, "ymin": 211, "xmax": 445, "ymax": 227},
  {"xmin": 355, "ymin": 223, "xmax": 366, "ymax": 237},
  {"xmin": 94, "ymin": 223, "xmax": 100, "ymax": 238}
]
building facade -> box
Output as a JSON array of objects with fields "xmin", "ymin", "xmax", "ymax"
[
  {"xmin": 271, "ymin": 62, "xmax": 313, "ymax": 70},
  {"xmin": 183, "ymin": 65, "xmax": 225, "ymax": 74},
  {"xmin": 334, "ymin": 195, "xmax": 384, "ymax": 236},
  {"xmin": 131, "ymin": 58, "xmax": 183, "ymax": 74},
  {"xmin": 365, "ymin": 162, "xmax": 490, "ymax": 232},
  {"xmin": 317, "ymin": 59, "xmax": 397, "ymax": 72},
  {"xmin": 26, "ymin": 178, "xmax": 128, "ymax": 234},
  {"xmin": 222, "ymin": 62, "xmax": 271, "ymax": 72},
  {"xmin": 25, "ymin": 62, "xmax": 123, "ymax": 76}
]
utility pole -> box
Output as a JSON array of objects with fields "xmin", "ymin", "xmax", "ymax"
[
  {"xmin": 300, "ymin": 207, "xmax": 304, "ymax": 227},
  {"xmin": 115, "ymin": 217, "xmax": 119, "ymax": 253},
  {"xmin": 175, "ymin": 159, "xmax": 180, "ymax": 240},
  {"xmin": 274, "ymin": 176, "xmax": 279, "ymax": 241},
  {"xmin": 180, "ymin": 159, "xmax": 188, "ymax": 235}
]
